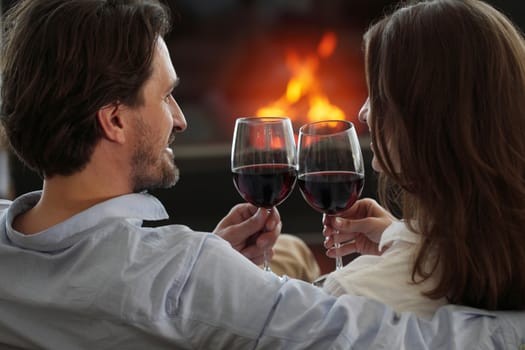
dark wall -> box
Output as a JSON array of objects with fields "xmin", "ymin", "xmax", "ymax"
[{"xmin": 2, "ymin": 0, "xmax": 523, "ymax": 27}]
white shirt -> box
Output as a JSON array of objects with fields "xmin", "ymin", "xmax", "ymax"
[{"xmin": 323, "ymin": 221, "xmax": 447, "ymax": 319}]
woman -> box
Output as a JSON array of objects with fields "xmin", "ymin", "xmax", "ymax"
[{"xmin": 322, "ymin": 0, "xmax": 525, "ymax": 318}]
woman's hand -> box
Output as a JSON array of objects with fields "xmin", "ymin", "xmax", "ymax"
[
  {"xmin": 213, "ymin": 203, "xmax": 281, "ymax": 265},
  {"xmin": 323, "ymin": 198, "xmax": 395, "ymax": 258}
]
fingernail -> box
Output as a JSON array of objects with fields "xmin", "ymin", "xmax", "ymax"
[{"xmin": 335, "ymin": 217, "xmax": 344, "ymax": 226}]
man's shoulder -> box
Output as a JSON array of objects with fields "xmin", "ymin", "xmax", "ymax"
[
  {"xmin": 0, "ymin": 199, "xmax": 12, "ymax": 216},
  {"xmin": 0, "ymin": 199, "xmax": 12, "ymax": 209}
]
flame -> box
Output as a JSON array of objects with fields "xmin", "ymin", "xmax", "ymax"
[
  {"xmin": 317, "ymin": 31, "xmax": 337, "ymax": 58},
  {"xmin": 256, "ymin": 31, "xmax": 346, "ymax": 123},
  {"xmin": 250, "ymin": 125, "xmax": 286, "ymax": 150}
]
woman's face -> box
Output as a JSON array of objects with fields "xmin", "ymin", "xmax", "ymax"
[{"xmin": 358, "ymin": 97, "xmax": 400, "ymax": 173}]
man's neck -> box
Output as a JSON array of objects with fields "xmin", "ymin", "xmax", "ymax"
[{"xmin": 13, "ymin": 166, "xmax": 132, "ymax": 235}]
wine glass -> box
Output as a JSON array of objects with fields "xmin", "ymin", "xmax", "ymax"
[
  {"xmin": 297, "ymin": 120, "xmax": 364, "ymax": 271},
  {"xmin": 231, "ymin": 116, "xmax": 297, "ymax": 272}
]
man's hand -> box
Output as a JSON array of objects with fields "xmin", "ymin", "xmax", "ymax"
[{"xmin": 214, "ymin": 203, "xmax": 281, "ymax": 265}]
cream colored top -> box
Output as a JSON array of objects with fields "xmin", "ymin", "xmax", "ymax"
[{"xmin": 323, "ymin": 221, "xmax": 447, "ymax": 319}]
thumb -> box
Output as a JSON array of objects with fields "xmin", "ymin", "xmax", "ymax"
[{"xmin": 222, "ymin": 208, "xmax": 267, "ymax": 241}]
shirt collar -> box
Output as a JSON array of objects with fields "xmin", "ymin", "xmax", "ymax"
[{"xmin": 5, "ymin": 191, "xmax": 169, "ymax": 252}]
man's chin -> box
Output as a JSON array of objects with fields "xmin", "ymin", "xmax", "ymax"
[
  {"xmin": 156, "ymin": 167, "xmax": 180, "ymax": 190},
  {"xmin": 132, "ymin": 167, "xmax": 180, "ymax": 193}
]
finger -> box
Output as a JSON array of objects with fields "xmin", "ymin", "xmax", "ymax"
[
  {"xmin": 323, "ymin": 221, "xmax": 360, "ymax": 244},
  {"xmin": 256, "ymin": 223, "xmax": 281, "ymax": 248},
  {"xmin": 253, "ymin": 249, "xmax": 275, "ymax": 266},
  {"xmin": 263, "ymin": 208, "xmax": 280, "ymax": 232},
  {"xmin": 250, "ymin": 231, "xmax": 274, "ymax": 249},
  {"xmin": 332, "ymin": 216, "xmax": 386, "ymax": 237},
  {"xmin": 324, "ymin": 233, "xmax": 359, "ymax": 248},
  {"xmin": 355, "ymin": 233, "xmax": 382, "ymax": 255},
  {"xmin": 214, "ymin": 203, "xmax": 257, "ymax": 232},
  {"xmin": 347, "ymin": 198, "xmax": 381, "ymax": 217},
  {"xmin": 323, "ymin": 223, "xmax": 357, "ymax": 239},
  {"xmin": 326, "ymin": 241, "xmax": 358, "ymax": 258},
  {"xmin": 244, "ymin": 221, "xmax": 281, "ymax": 249},
  {"xmin": 241, "ymin": 245, "xmax": 274, "ymax": 261},
  {"xmin": 232, "ymin": 203, "xmax": 258, "ymax": 219},
  {"xmin": 231, "ymin": 211, "xmax": 279, "ymax": 250},
  {"xmin": 322, "ymin": 225, "xmax": 330, "ymax": 237},
  {"xmin": 225, "ymin": 208, "xmax": 268, "ymax": 241}
]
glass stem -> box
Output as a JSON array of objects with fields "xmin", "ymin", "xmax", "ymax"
[
  {"xmin": 263, "ymin": 208, "xmax": 272, "ymax": 272},
  {"xmin": 334, "ymin": 229, "xmax": 343, "ymax": 270},
  {"xmin": 263, "ymin": 249, "xmax": 271, "ymax": 271}
]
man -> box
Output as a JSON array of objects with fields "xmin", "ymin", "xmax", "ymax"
[{"xmin": 0, "ymin": 0, "xmax": 523, "ymax": 349}]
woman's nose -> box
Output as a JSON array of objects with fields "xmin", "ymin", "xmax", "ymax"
[
  {"xmin": 358, "ymin": 98, "xmax": 370, "ymax": 124},
  {"xmin": 357, "ymin": 98, "xmax": 370, "ymax": 123}
]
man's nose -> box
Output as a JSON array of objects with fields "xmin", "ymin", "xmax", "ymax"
[{"xmin": 171, "ymin": 99, "xmax": 187, "ymax": 132}]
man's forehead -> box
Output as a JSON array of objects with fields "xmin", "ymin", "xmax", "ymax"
[{"xmin": 151, "ymin": 37, "xmax": 178, "ymax": 85}]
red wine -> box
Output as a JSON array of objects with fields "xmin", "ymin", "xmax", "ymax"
[
  {"xmin": 298, "ymin": 171, "xmax": 364, "ymax": 214},
  {"xmin": 232, "ymin": 164, "xmax": 297, "ymax": 208}
]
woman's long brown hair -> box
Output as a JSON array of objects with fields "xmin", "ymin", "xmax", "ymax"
[{"xmin": 365, "ymin": 0, "xmax": 525, "ymax": 309}]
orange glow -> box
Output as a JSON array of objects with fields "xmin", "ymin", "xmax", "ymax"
[
  {"xmin": 308, "ymin": 96, "xmax": 345, "ymax": 122},
  {"xmin": 250, "ymin": 126, "xmax": 286, "ymax": 150},
  {"xmin": 271, "ymin": 137, "xmax": 284, "ymax": 149},
  {"xmin": 317, "ymin": 31, "xmax": 337, "ymax": 58},
  {"xmin": 256, "ymin": 31, "xmax": 346, "ymax": 124}
]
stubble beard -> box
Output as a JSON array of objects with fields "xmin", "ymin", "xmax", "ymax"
[
  {"xmin": 131, "ymin": 147, "xmax": 180, "ymax": 193},
  {"xmin": 130, "ymin": 122, "xmax": 180, "ymax": 193}
]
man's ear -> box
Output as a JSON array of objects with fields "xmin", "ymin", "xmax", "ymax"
[{"xmin": 97, "ymin": 102, "xmax": 127, "ymax": 144}]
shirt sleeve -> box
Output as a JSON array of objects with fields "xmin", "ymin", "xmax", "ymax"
[
  {"xmin": 321, "ymin": 236, "xmax": 447, "ymax": 319},
  {"xmin": 165, "ymin": 233, "xmax": 455, "ymax": 349}
]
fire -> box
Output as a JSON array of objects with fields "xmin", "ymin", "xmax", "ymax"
[{"xmin": 256, "ymin": 31, "xmax": 346, "ymax": 123}]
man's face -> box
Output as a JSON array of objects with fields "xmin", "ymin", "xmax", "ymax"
[{"xmin": 128, "ymin": 37, "xmax": 187, "ymax": 192}]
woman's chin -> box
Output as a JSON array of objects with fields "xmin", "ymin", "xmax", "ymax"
[{"xmin": 371, "ymin": 157, "xmax": 383, "ymax": 173}]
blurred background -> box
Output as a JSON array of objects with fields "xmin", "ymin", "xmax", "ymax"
[{"xmin": 1, "ymin": 0, "xmax": 524, "ymax": 243}]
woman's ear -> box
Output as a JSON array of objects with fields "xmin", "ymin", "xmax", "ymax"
[{"xmin": 97, "ymin": 102, "xmax": 127, "ymax": 144}]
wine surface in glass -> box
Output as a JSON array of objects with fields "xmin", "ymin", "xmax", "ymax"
[
  {"xmin": 232, "ymin": 164, "xmax": 297, "ymax": 209},
  {"xmin": 298, "ymin": 170, "xmax": 364, "ymax": 214}
]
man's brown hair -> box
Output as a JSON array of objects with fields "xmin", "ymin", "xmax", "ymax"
[{"xmin": 1, "ymin": 0, "xmax": 170, "ymax": 177}]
